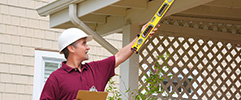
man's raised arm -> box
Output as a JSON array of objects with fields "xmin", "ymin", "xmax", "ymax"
[{"xmin": 114, "ymin": 24, "xmax": 160, "ymax": 68}]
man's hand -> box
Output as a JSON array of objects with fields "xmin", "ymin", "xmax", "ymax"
[
  {"xmin": 140, "ymin": 23, "xmax": 160, "ymax": 37},
  {"xmin": 114, "ymin": 23, "xmax": 160, "ymax": 67}
]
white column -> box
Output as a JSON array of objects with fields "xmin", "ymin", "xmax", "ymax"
[{"xmin": 120, "ymin": 24, "xmax": 140, "ymax": 99}]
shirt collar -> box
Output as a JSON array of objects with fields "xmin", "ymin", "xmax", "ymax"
[{"xmin": 62, "ymin": 61, "xmax": 87, "ymax": 73}]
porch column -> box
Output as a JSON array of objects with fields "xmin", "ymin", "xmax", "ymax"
[{"xmin": 120, "ymin": 24, "xmax": 140, "ymax": 99}]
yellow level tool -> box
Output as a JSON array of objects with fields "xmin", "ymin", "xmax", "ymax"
[{"xmin": 131, "ymin": 0, "xmax": 175, "ymax": 54}]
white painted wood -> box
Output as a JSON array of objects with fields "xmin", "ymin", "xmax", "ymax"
[
  {"xmin": 111, "ymin": 0, "xmax": 147, "ymax": 9},
  {"xmin": 50, "ymin": 8, "xmax": 69, "ymax": 28},
  {"xmin": 32, "ymin": 50, "xmax": 65, "ymax": 100},
  {"xmin": 37, "ymin": 0, "xmax": 84, "ymax": 16},
  {"xmin": 120, "ymin": 24, "xmax": 140, "ymax": 99},
  {"xmin": 91, "ymin": 6, "xmax": 127, "ymax": 16},
  {"xmin": 49, "ymin": 0, "xmax": 120, "ymax": 28},
  {"xmin": 168, "ymin": 0, "xmax": 214, "ymax": 15},
  {"xmin": 69, "ymin": 4, "xmax": 118, "ymax": 54},
  {"xmin": 77, "ymin": 0, "xmax": 120, "ymax": 17},
  {"xmin": 79, "ymin": 14, "xmax": 106, "ymax": 24},
  {"xmin": 158, "ymin": 23, "xmax": 241, "ymax": 44},
  {"xmin": 126, "ymin": 0, "xmax": 214, "ymax": 24},
  {"xmin": 179, "ymin": 5, "xmax": 241, "ymax": 20},
  {"xmin": 96, "ymin": 16, "xmax": 126, "ymax": 35},
  {"xmin": 94, "ymin": 0, "xmax": 215, "ymax": 35},
  {"xmin": 204, "ymin": 0, "xmax": 241, "ymax": 9},
  {"xmin": 48, "ymin": 0, "xmax": 214, "ymax": 30}
]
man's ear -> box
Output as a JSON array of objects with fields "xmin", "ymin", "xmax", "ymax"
[{"xmin": 67, "ymin": 45, "xmax": 75, "ymax": 53}]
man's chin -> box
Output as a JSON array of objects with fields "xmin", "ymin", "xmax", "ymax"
[{"xmin": 85, "ymin": 55, "xmax": 89, "ymax": 60}]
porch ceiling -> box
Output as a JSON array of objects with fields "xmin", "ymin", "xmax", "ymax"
[
  {"xmin": 37, "ymin": 0, "xmax": 241, "ymax": 36},
  {"xmin": 176, "ymin": 0, "xmax": 241, "ymax": 21}
]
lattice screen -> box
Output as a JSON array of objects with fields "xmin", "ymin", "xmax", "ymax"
[
  {"xmin": 162, "ymin": 16, "xmax": 241, "ymax": 35},
  {"xmin": 138, "ymin": 31, "xmax": 241, "ymax": 99}
]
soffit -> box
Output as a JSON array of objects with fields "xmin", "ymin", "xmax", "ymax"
[{"xmin": 37, "ymin": 0, "xmax": 241, "ymax": 35}]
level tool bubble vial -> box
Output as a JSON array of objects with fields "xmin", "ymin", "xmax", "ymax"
[
  {"xmin": 151, "ymin": 16, "xmax": 156, "ymax": 22},
  {"xmin": 168, "ymin": 0, "xmax": 173, "ymax": 3},
  {"xmin": 137, "ymin": 38, "xmax": 144, "ymax": 45}
]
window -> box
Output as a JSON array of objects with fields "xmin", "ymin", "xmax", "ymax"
[
  {"xmin": 32, "ymin": 50, "xmax": 65, "ymax": 100},
  {"xmin": 43, "ymin": 58, "xmax": 63, "ymax": 82}
]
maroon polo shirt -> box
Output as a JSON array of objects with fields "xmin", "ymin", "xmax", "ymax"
[{"xmin": 40, "ymin": 56, "xmax": 116, "ymax": 100}]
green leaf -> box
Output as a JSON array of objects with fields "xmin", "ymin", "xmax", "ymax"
[{"xmin": 125, "ymin": 88, "xmax": 130, "ymax": 93}]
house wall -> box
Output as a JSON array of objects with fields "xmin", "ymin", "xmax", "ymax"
[{"xmin": 0, "ymin": 0, "xmax": 122, "ymax": 99}]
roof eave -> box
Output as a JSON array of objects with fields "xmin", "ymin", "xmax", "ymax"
[{"xmin": 36, "ymin": 0, "xmax": 84, "ymax": 16}]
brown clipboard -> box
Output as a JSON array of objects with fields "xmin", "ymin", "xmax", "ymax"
[{"xmin": 76, "ymin": 90, "xmax": 108, "ymax": 100}]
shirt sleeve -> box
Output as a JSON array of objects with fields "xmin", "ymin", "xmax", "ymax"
[
  {"xmin": 99, "ymin": 56, "xmax": 116, "ymax": 78},
  {"xmin": 40, "ymin": 75, "xmax": 60, "ymax": 100},
  {"xmin": 87, "ymin": 56, "xmax": 116, "ymax": 90}
]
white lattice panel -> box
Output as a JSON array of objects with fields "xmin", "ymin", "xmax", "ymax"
[
  {"xmin": 161, "ymin": 16, "xmax": 241, "ymax": 35},
  {"xmin": 139, "ymin": 34, "xmax": 241, "ymax": 99}
]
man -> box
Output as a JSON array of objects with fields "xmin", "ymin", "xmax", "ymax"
[{"xmin": 40, "ymin": 24, "xmax": 159, "ymax": 100}]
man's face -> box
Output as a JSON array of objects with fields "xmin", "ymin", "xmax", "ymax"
[{"xmin": 71, "ymin": 38, "xmax": 90, "ymax": 61}]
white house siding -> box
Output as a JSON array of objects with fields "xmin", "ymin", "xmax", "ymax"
[{"xmin": 0, "ymin": 0, "xmax": 122, "ymax": 99}]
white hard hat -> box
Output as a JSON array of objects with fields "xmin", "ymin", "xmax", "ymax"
[{"xmin": 58, "ymin": 28, "xmax": 93, "ymax": 53}]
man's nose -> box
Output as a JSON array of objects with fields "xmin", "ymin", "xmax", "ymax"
[{"xmin": 86, "ymin": 45, "xmax": 90, "ymax": 50}]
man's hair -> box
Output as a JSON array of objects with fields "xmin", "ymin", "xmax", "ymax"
[{"xmin": 62, "ymin": 40, "xmax": 79, "ymax": 59}]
